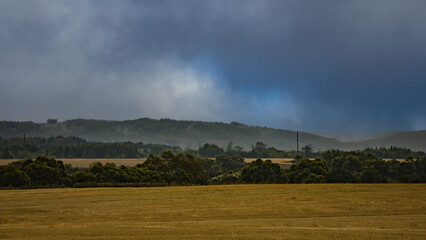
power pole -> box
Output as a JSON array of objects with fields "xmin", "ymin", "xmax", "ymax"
[
  {"xmin": 23, "ymin": 132, "xmax": 26, "ymax": 147},
  {"xmin": 296, "ymin": 131, "xmax": 299, "ymax": 156}
]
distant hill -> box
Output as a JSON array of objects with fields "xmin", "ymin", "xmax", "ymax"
[
  {"xmin": 314, "ymin": 131, "xmax": 400, "ymax": 142},
  {"xmin": 0, "ymin": 118, "xmax": 343, "ymax": 150},
  {"xmin": 0, "ymin": 118, "xmax": 425, "ymax": 151},
  {"xmin": 350, "ymin": 131, "xmax": 426, "ymax": 152}
]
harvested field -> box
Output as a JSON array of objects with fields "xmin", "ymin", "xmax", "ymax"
[
  {"xmin": 0, "ymin": 158, "xmax": 146, "ymax": 168},
  {"xmin": 244, "ymin": 158, "xmax": 295, "ymax": 169},
  {"xmin": 0, "ymin": 184, "xmax": 425, "ymax": 239}
]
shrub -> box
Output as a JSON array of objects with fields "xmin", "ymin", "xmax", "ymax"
[{"xmin": 241, "ymin": 159, "xmax": 286, "ymax": 183}]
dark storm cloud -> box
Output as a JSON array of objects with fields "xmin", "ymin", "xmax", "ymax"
[{"xmin": 0, "ymin": 0, "xmax": 425, "ymax": 132}]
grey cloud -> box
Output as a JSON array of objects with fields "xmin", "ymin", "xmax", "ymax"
[{"xmin": 0, "ymin": 0, "xmax": 425, "ymax": 132}]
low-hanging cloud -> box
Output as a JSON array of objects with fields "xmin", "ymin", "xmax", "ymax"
[{"xmin": 0, "ymin": 0, "xmax": 425, "ymax": 132}]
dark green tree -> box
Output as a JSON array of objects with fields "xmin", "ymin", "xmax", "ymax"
[
  {"xmin": 1, "ymin": 148, "xmax": 11, "ymax": 159},
  {"xmin": 241, "ymin": 159, "xmax": 286, "ymax": 183},
  {"xmin": 215, "ymin": 155, "xmax": 246, "ymax": 172},
  {"xmin": 288, "ymin": 158, "xmax": 328, "ymax": 183},
  {"xmin": 326, "ymin": 169, "xmax": 359, "ymax": 183},
  {"xmin": 302, "ymin": 144, "xmax": 314, "ymax": 158},
  {"xmin": 0, "ymin": 165, "xmax": 31, "ymax": 187},
  {"xmin": 198, "ymin": 143, "xmax": 224, "ymax": 157}
]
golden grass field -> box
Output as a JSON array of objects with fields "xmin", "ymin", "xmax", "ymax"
[
  {"xmin": 0, "ymin": 158, "xmax": 146, "ymax": 168},
  {"xmin": 0, "ymin": 184, "xmax": 425, "ymax": 239},
  {"xmin": 0, "ymin": 158, "xmax": 295, "ymax": 168}
]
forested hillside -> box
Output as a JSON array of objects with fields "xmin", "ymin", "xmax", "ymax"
[
  {"xmin": 1, "ymin": 136, "xmax": 424, "ymax": 160},
  {"xmin": 1, "ymin": 118, "xmax": 425, "ymax": 151},
  {"xmin": 352, "ymin": 131, "xmax": 426, "ymax": 151},
  {"xmin": 0, "ymin": 118, "xmax": 343, "ymax": 150}
]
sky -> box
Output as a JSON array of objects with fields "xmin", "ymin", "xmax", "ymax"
[{"xmin": 0, "ymin": 0, "xmax": 425, "ymax": 133}]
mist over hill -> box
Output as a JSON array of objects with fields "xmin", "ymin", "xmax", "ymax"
[
  {"xmin": 0, "ymin": 118, "xmax": 342, "ymax": 150},
  {"xmin": 314, "ymin": 131, "xmax": 401, "ymax": 142},
  {"xmin": 350, "ymin": 131, "xmax": 426, "ymax": 152},
  {"xmin": 0, "ymin": 118, "xmax": 425, "ymax": 151}
]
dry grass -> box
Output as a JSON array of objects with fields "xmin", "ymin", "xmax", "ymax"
[
  {"xmin": 0, "ymin": 158, "xmax": 146, "ymax": 168},
  {"xmin": 0, "ymin": 157, "xmax": 403, "ymax": 170},
  {"xmin": 0, "ymin": 184, "xmax": 425, "ymax": 239},
  {"xmin": 244, "ymin": 158, "xmax": 295, "ymax": 169}
]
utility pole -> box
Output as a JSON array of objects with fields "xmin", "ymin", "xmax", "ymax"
[
  {"xmin": 23, "ymin": 132, "xmax": 26, "ymax": 147},
  {"xmin": 296, "ymin": 131, "xmax": 299, "ymax": 156}
]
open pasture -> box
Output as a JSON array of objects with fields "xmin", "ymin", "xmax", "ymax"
[{"xmin": 0, "ymin": 184, "xmax": 425, "ymax": 239}]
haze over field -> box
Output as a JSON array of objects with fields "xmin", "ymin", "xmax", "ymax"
[{"xmin": 1, "ymin": 0, "xmax": 426, "ymax": 134}]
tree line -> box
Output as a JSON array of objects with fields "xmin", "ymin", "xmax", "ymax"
[
  {"xmin": 1, "ymin": 150, "xmax": 425, "ymax": 188},
  {"xmin": 0, "ymin": 136, "xmax": 176, "ymax": 159},
  {"xmin": 2, "ymin": 136, "xmax": 424, "ymax": 159}
]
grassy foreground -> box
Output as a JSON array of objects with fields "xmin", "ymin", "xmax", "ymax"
[{"xmin": 0, "ymin": 184, "xmax": 425, "ymax": 239}]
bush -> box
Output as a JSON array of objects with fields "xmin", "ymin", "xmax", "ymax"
[
  {"xmin": 208, "ymin": 171, "xmax": 241, "ymax": 184},
  {"xmin": 0, "ymin": 165, "xmax": 31, "ymax": 187},
  {"xmin": 304, "ymin": 173, "xmax": 327, "ymax": 183},
  {"xmin": 327, "ymin": 169, "xmax": 359, "ymax": 183},
  {"xmin": 22, "ymin": 157, "xmax": 70, "ymax": 186},
  {"xmin": 288, "ymin": 158, "xmax": 328, "ymax": 183},
  {"xmin": 361, "ymin": 167, "xmax": 388, "ymax": 183},
  {"xmin": 71, "ymin": 171, "xmax": 97, "ymax": 184},
  {"xmin": 215, "ymin": 155, "xmax": 246, "ymax": 172},
  {"xmin": 241, "ymin": 159, "xmax": 286, "ymax": 183}
]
